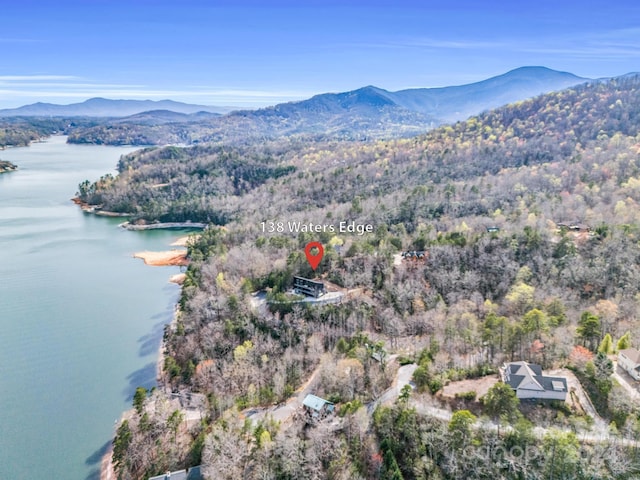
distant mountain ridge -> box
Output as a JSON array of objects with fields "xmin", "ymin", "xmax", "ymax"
[
  {"xmin": 389, "ymin": 66, "xmax": 587, "ymax": 121},
  {"xmin": 0, "ymin": 98, "xmax": 230, "ymax": 117},
  {"xmin": 256, "ymin": 66, "xmax": 588, "ymax": 123},
  {"xmin": 2, "ymin": 67, "xmax": 588, "ymax": 122},
  {"xmin": 14, "ymin": 66, "xmax": 598, "ymax": 146},
  {"xmin": 111, "ymin": 109, "xmax": 222, "ymax": 125}
]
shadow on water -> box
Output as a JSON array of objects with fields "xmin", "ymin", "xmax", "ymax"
[
  {"xmin": 84, "ymin": 467, "xmax": 100, "ymax": 480},
  {"xmin": 138, "ymin": 320, "xmax": 166, "ymax": 357},
  {"xmin": 124, "ymin": 362, "xmax": 157, "ymax": 400},
  {"xmin": 86, "ymin": 439, "xmax": 112, "ymax": 466},
  {"xmin": 138, "ymin": 298, "xmax": 176, "ymax": 357},
  {"xmin": 84, "ymin": 439, "xmax": 112, "ymax": 480}
]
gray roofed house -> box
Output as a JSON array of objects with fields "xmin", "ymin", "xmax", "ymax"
[
  {"xmin": 501, "ymin": 361, "xmax": 568, "ymax": 401},
  {"xmin": 302, "ymin": 394, "xmax": 334, "ymax": 419},
  {"xmin": 148, "ymin": 466, "xmax": 202, "ymax": 480},
  {"xmin": 618, "ymin": 348, "xmax": 640, "ymax": 380}
]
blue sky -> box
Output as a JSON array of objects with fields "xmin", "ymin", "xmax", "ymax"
[{"xmin": 1, "ymin": 0, "xmax": 639, "ymax": 108}]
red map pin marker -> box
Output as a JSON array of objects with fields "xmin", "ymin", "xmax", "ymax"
[{"xmin": 304, "ymin": 241, "xmax": 324, "ymax": 271}]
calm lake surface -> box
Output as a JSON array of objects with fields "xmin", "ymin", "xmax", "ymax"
[{"xmin": 0, "ymin": 136, "xmax": 187, "ymax": 480}]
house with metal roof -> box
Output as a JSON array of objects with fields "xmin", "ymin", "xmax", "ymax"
[
  {"xmin": 302, "ymin": 394, "xmax": 334, "ymax": 419},
  {"xmin": 148, "ymin": 466, "xmax": 202, "ymax": 480},
  {"xmin": 618, "ymin": 348, "xmax": 640, "ymax": 380},
  {"xmin": 500, "ymin": 361, "xmax": 567, "ymax": 401}
]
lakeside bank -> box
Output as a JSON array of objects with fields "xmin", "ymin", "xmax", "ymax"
[
  {"xmin": 99, "ymin": 229, "xmax": 200, "ymax": 480},
  {"xmin": 121, "ymin": 221, "xmax": 207, "ymax": 231},
  {"xmin": 0, "ymin": 136, "xmax": 186, "ymax": 479},
  {"xmin": 133, "ymin": 250, "xmax": 189, "ymax": 266}
]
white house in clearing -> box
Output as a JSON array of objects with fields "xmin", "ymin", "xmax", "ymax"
[
  {"xmin": 500, "ymin": 361, "xmax": 568, "ymax": 401},
  {"xmin": 618, "ymin": 348, "xmax": 640, "ymax": 380}
]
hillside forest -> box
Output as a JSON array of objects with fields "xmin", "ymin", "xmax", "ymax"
[
  {"xmin": 87, "ymin": 75, "xmax": 640, "ymax": 479},
  {"xmin": 0, "ymin": 116, "xmax": 106, "ymax": 148}
]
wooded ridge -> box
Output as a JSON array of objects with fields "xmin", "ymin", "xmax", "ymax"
[{"xmin": 101, "ymin": 74, "xmax": 640, "ymax": 479}]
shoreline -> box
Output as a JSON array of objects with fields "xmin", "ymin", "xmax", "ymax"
[
  {"xmin": 170, "ymin": 234, "xmax": 199, "ymax": 247},
  {"xmin": 71, "ymin": 198, "xmax": 207, "ymax": 228},
  {"xmin": 157, "ymin": 304, "xmax": 180, "ymax": 390},
  {"xmin": 0, "ymin": 134, "xmax": 50, "ymax": 150},
  {"xmin": 100, "ymin": 236, "xmax": 185, "ymax": 480},
  {"xmin": 169, "ymin": 273, "xmax": 187, "ymax": 284},
  {"xmin": 120, "ymin": 221, "xmax": 207, "ymax": 231},
  {"xmin": 100, "ymin": 444, "xmax": 116, "ymax": 480},
  {"xmin": 99, "ymin": 306, "xmax": 180, "ymax": 480},
  {"xmin": 70, "ymin": 197, "xmax": 132, "ymax": 217},
  {"xmin": 133, "ymin": 250, "xmax": 189, "ymax": 266}
]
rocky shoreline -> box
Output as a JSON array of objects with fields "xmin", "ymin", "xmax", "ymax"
[
  {"xmin": 71, "ymin": 198, "xmax": 209, "ymax": 228},
  {"xmin": 0, "ymin": 160, "xmax": 18, "ymax": 173},
  {"xmin": 100, "ymin": 305, "xmax": 181, "ymax": 480},
  {"xmin": 100, "ymin": 235, "xmax": 191, "ymax": 480},
  {"xmin": 70, "ymin": 197, "xmax": 131, "ymax": 216},
  {"xmin": 120, "ymin": 221, "xmax": 207, "ymax": 230}
]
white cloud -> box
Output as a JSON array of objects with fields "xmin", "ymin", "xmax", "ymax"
[
  {"xmin": 346, "ymin": 27, "xmax": 640, "ymax": 60},
  {"xmin": 0, "ymin": 75, "xmax": 81, "ymax": 81}
]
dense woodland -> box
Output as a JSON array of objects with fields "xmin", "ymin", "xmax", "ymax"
[
  {"xmin": 0, "ymin": 118, "xmax": 54, "ymax": 147},
  {"xmin": 66, "ymin": 102, "xmax": 437, "ymax": 146},
  {"xmin": 99, "ymin": 75, "xmax": 640, "ymax": 479},
  {"xmin": 0, "ymin": 117, "xmax": 103, "ymax": 148}
]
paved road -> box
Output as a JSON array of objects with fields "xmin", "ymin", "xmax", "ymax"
[{"xmin": 242, "ymin": 359, "xmax": 640, "ymax": 448}]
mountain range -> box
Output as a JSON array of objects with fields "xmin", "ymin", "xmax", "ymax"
[
  {"xmin": 257, "ymin": 66, "xmax": 587, "ymax": 124},
  {"xmin": 2, "ymin": 67, "xmax": 587, "ymax": 123},
  {"xmin": 3, "ymin": 67, "xmax": 598, "ymax": 146},
  {"xmin": 0, "ymin": 98, "xmax": 231, "ymax": 117}
]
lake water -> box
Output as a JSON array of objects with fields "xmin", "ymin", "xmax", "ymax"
[{"xmin": 0, "ymin": 136, "xmax": 187, "ymax": 480}]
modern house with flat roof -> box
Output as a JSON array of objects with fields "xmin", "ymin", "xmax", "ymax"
[
  {"xmin": 293, "ymin": 276, "xmax": 326, "ymax": 298},
  {"xmin": 500, "ymin": 361, "xmax": 568, "ymax": 401}
]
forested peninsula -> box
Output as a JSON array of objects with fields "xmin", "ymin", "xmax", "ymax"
[
  {"xmin": 98, "ymin": 75, "xmax": 640, "ymax": 480},
  {"xmin": 0, "ymin": 117, "xmax": 105, "ymax": 148}
]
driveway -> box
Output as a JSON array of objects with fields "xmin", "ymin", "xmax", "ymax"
[
  {"xmin": 546, "ymin": 368, "xmax": 608, "ymax": 433},
  {"xmin": 244, "ymin": 356, "xmax": 326, "ymax": 426},
  {"xmin": 612, "ymin": 361, "xmax": 640, "ymax": 401},
  {"xmin": 371, "ymin": 363, "xmax": 417, "ymax": 409}
]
